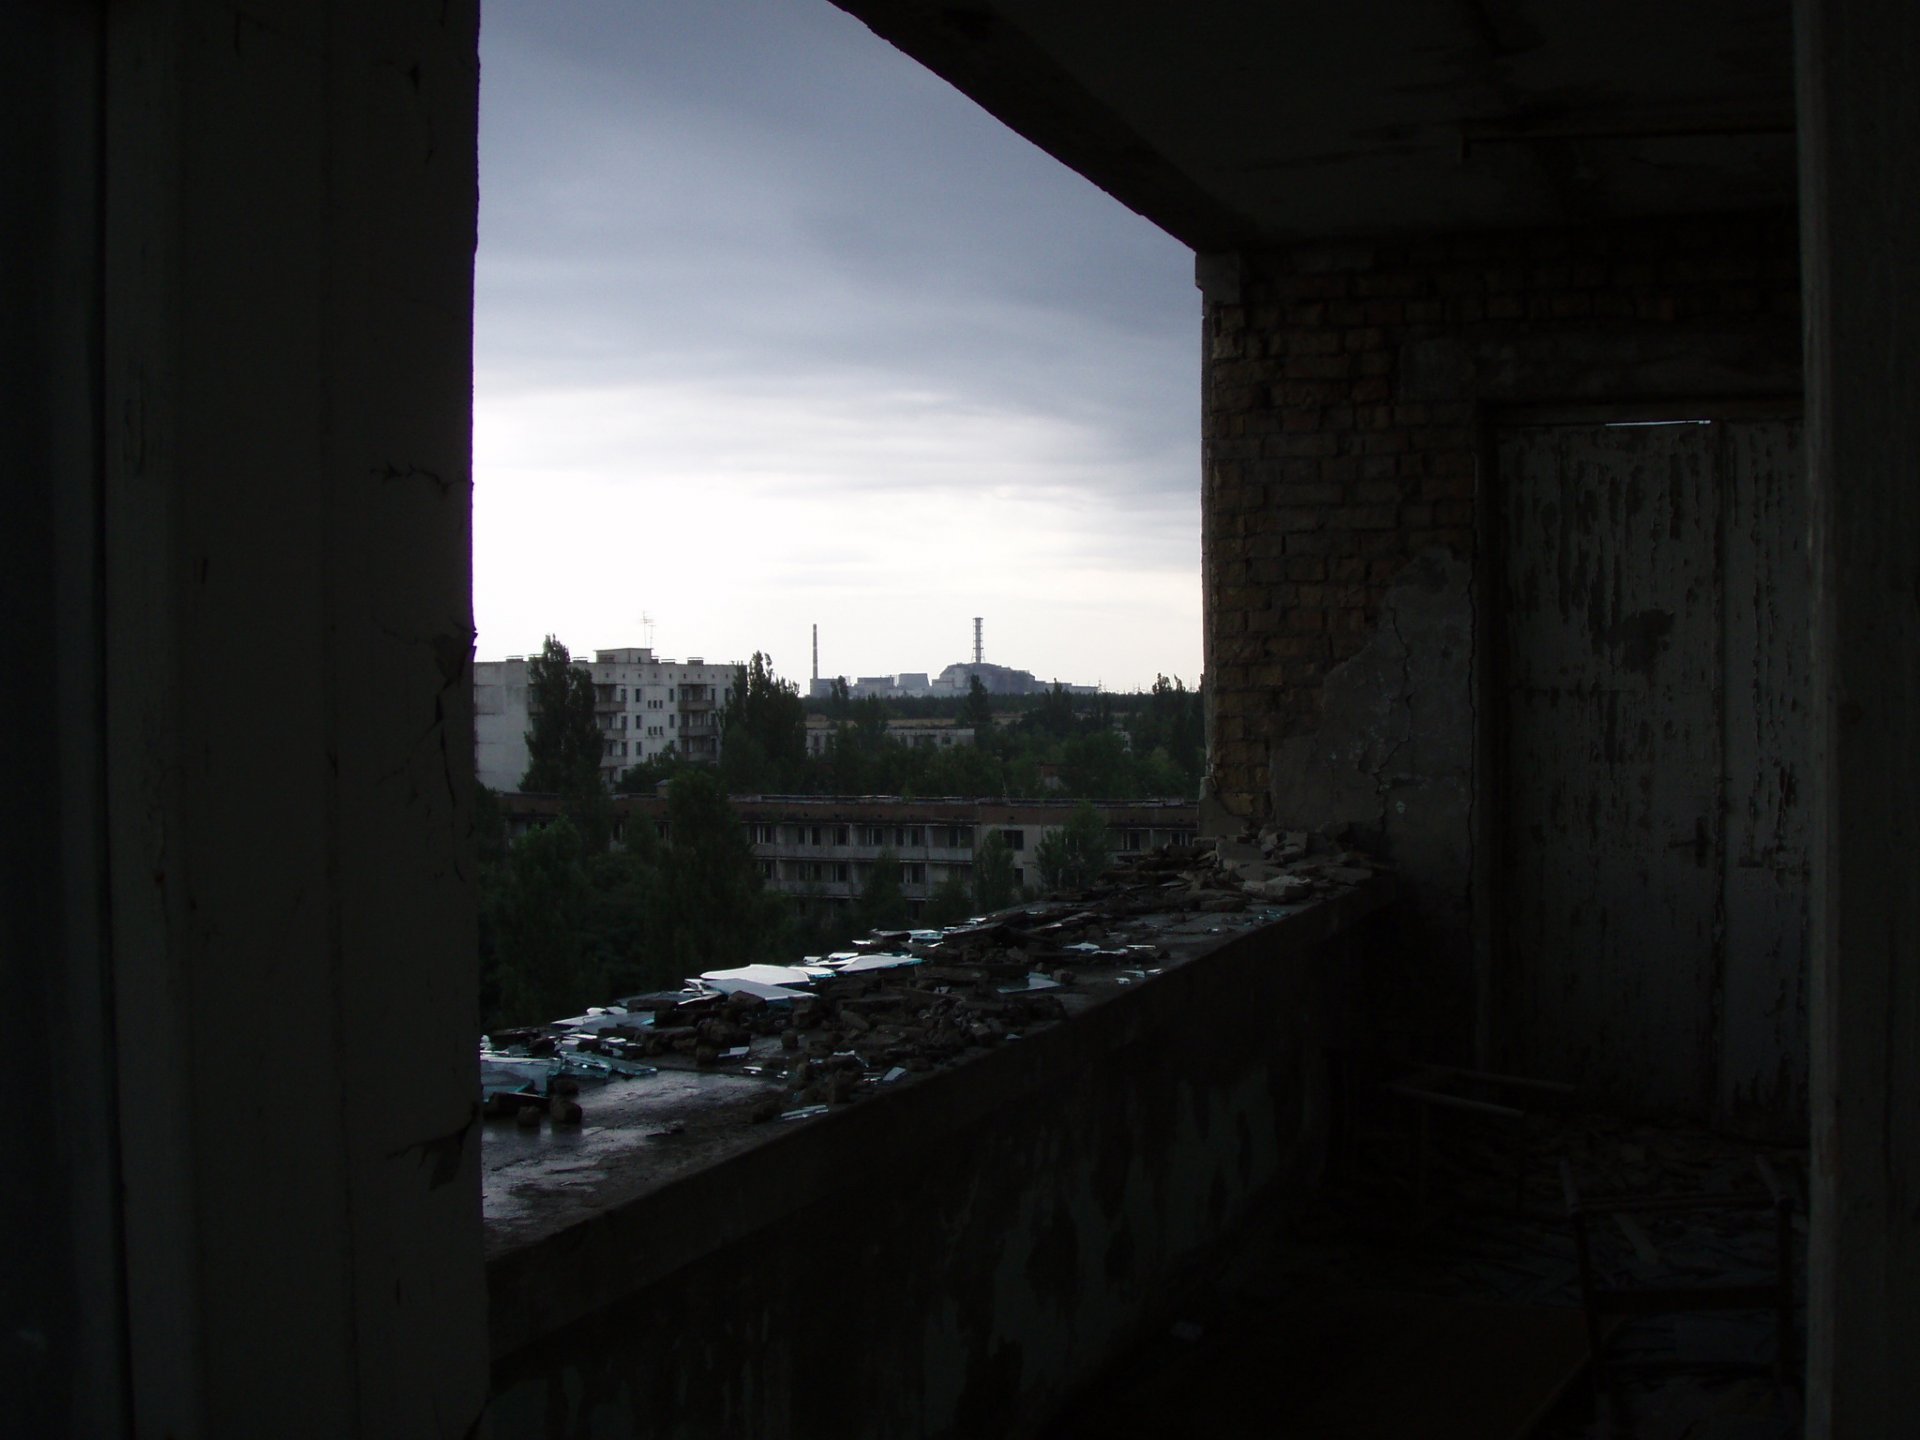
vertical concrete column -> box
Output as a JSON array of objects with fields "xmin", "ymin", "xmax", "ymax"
[
  {"xmin": 1797, "ymin": 0, "xmax": 1920, "ymax": 1429},
  {"xmin": 1195, "ymin": 251, "xmax": 1246, "ymax": 825},
  {"xmin": 102, "ymin": 2, "xmax": 485, "ymax": 1433},
  {"xmin": 1, "ymin": 4, "xmax": 123, "ymax": 1433}
]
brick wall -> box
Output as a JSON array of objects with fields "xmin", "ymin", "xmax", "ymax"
[{"xmin": 1202, "ymin": 212, "xmax": 1802, "ymax": 822}]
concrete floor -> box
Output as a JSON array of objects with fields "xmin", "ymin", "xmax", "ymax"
[{"xmin": 1046, "ymin": 1111, "xmax": 1807, "ymax": 1440}]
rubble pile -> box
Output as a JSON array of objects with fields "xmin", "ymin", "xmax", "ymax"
[
  {"xmin": 1093, "ymin": 824, "xmax": 1381, "ymax": 914},
  {"xmin": 481, "ymin": 829, "xmax": 1386, "ymax": 1128},
  {"xmin": 754, "ymin": 918, "xmax": 1148, "ymax": 1120},
  {"xmin": 618, "ymin": 911, "xmax": 1169, "ymax": 1122}
]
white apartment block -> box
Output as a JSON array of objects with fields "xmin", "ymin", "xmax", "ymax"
[{"xmin": 474, "ymin": 647, "xmax": 739, "ymax": 792}]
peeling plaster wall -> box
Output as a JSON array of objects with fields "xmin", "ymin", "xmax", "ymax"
[
  {"xmin": 487, "ymin": 910, "xmax": 1372, "ymax": 1439},
  {"xmin": 1267, "ymin": 550, "xmax": 1475, "ymax": 1033},
  {"xmin": 1200, "ymin": 216, "xmax": 1803, "ymax": 1089},
  {"xmin": 1495, "ymin": 420, "xmax": 1809, "ymax": 1128}
]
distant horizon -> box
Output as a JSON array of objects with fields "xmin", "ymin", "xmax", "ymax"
[
  {"xmin": 473, "ymin": 637, "xmax": 1193, "ymax": 694},
  {"xmin": 473, "ymin": 0, "xmax": 1201, "ymax": 695},
  {"xmin": 472, "ymin": 645, "xmax": 1163, "ymax": 686}
]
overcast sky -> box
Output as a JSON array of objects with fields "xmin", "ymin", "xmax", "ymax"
[{"xmin": 475, "ymin": 0, "xmax": 1200, "ymax": 692}]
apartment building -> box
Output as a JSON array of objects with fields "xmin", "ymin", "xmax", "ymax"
[
  {"xmin": 474, "ymin": 647, "xmax": 739, "ymax": 791},
  {"xmin": 745, "ymin": 797, "xmax": 1194, "ymax": 910},
  {"xmin": 497, "ymin": 792, "xmax": 1197, "ymax": 913}
]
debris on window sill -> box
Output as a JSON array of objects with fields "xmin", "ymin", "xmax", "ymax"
[{"xmin": 482, "ymin": 835, "xmax": 1391, "ymax": 1248}]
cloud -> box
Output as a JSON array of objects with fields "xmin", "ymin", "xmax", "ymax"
[{"xmin": 474, "ymin": 0, "xmax": 1201, "ymax": 689}]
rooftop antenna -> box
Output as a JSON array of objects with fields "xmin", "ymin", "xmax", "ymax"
[
  {"xmin": 640, "ymin": 611, "xmax": 656, "ymax": 649},
  {"xmin": 812, "ymin": 623, "xmax": 819, "ymax": 682},
  {"xmin": 973, "ymin": 616, "xmax": 983, "ymax": 665}
]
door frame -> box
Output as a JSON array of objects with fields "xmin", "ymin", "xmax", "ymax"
[{"xmin": 1472, "ymin": 397, "xmax": 1805, "ymax": 1090}]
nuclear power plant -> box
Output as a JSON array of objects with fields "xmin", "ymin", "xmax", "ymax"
[{"xmin": 806, "ymin": 617, "xmax": 1097, "ymax": 700}]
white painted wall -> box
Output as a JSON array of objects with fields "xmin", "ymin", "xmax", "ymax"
[{"xmin": 475, "ymin": 650, "xmax": 741, "ymax": 790}]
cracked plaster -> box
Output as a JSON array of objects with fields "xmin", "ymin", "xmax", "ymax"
[{"xmin": 1268, "ymin": 549, "xmax": 1474, "ymax": 927}]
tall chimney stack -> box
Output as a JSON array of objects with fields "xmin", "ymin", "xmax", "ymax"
[
  {"xmin": 973, "ymin": 616, "xmax": 983, "ymax": 665},
  {"xmin": 812, "ymin": 624, "xmax": 819, "ymax": 682}
]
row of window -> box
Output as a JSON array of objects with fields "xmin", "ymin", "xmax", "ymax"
[
  {"xmin": 737, "ymin": 823, "xmax": 1196, "ymax": 853},
  {"xmin": 772, "ymin": 859, "xmax": 936, "ymax": 885},
  {"xmin": 607, "ymin": 684, "xmax": 715, "ymax": 705},
  {"xmin": 746, "ymin": 823, "xmax": 976, "ymax": 849},
  {"xmin": 614, "ymin": 814, "xmax": 1199, "ymax": 848},
  {"xmin": 805, "ymin": 732, "xmax": 966, "ymax": 753},
  {"xmin": 601, "ymin": 739, "xmax": 677, "ymax": 760},
  {"xmin": 1121, "ymin": 828, "xmax": 1194, "ymax": 850}
]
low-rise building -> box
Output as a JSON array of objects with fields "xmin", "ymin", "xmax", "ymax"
[
  {"xmin": 475, "ymin": 647, "xmax": 740, "ymax": 791},
  {"xmin": 745, "ymin": 796, "xmax": 1196, "ymax": 911},
  {"xmin": 801, "ymin": 715, "xmax": 977, "ymax": 755},
  {"xmin": 495, "ymin": 792, "xmax": 1198, "ymax": 914},
  {"xmin": 810, "ymin": 672, "xmax": 936, "ymax": 700},
  {"xmin": 808, "ymin": 664, "xmax": 1096, "ymax": 699}
]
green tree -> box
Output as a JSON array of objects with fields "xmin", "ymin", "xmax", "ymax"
[
  {"xmin": 1128, "ymin": 674, "xmax": 1205, "ymax": 796},
  {"xmin": 1060, "ymin": 729, "xmax": 1132, "ymax": 799},
  {"xmin": 574, "ymin": 811, "xmax": 678, "ymax": 999},
  {"xmin": 472, "ymin": 783, "xmax": 508, "ymax": 866},
  {"xmin": 851, "ymin": 693, "xmax": 890, "ymax": 741},
  {"xmin": 1034, "ymin": 802, "xmax": 1113, "ymax": 892},
  {"xmin": 960, "ymin": 674, "xmax": 993, "ymax": 730},
  {"xmin": 1003, "ymin": 751, "xmax": 1048, "ymax": 798},
  {"xmin": 822, "ymin": 724, "xmax": 871, "ymax": 796},
  {"xmin": 855, "ymin": 849, "xmax": 910, "ymax": 932},
  {"xmin": 1133, "ymin": 749, "xmax": 1191, "ymax": 800},
  {"xmin": 1025, "ymin": 681, "xmax": 1077, "ymax": 740},
  {"xmin": 568, "ymin": 784, "xmax": 616, "ymax": 854},
  {"xmin": 922, "ymin": 871, "xmax": 975, "ymax": 928},
  {"xmin": 582, "ymin": 845, "xmax": 662, "ymax": 1000},
  {"xmin": 474, "ymin": 786, "xmax": 509, "ymax": 1023},
  {"xmin": 722, "ymin": 651, "xmax": 807, "ymax": 783},
  {"xmin": 657, "ymin": 768, "xmax": 781, "ymax": 974},
  {"xmin": 716, "ymin": 729, "xmax": 775, "ymax": 795},
  {"xmin": 821, "ymin": 695, "xmax": 893, "ymax": 795},
  {"xmin": 615, "ymin": 745, "xmax": 682, "ymax": 794},
  {"xmin": 783, "ymin": 891, "xmax": 859, "ymax": 959},
  {"xmin": 914, "ymin": 741, "xmax": 1004, "ymax": 799},
  {"xmin": 522, "ymin": 635, "xmax": 603, "ymax": 796},
  {"xmin": 972, "ymin": 829, "xmax": 1017, "ymax": 911},
  {"xmin": 486, "ymin": 817, "xmax": 596, "ymax": 1027},
  {"xmin": 520, "ymin": 635, "xmax": 614, "ymax": 846}
]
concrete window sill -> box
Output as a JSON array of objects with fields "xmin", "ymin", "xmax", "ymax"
[{"xmin": 486, "ymin": 881, "xmax": 1389, "ymax": 1353}]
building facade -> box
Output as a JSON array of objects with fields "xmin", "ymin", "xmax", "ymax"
[
  {"xmin": 496, "ymin": 792, "xmax": 1197, "ymax": 915},
  {"xmin": 806, "ymin": 664, "xmax": 1096, "ymax": 699},
  {"xmin": 475, "ymin": 647, "xmax": 739, "ymax": 791},
  {"xmin": 734, "ymin": 796, "xmax": 1195, "ymax": 911},
  {"xmin": 801, "ymin": 715, "xmax": 977, "ymax": 755}
]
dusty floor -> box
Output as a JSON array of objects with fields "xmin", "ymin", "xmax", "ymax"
[{"xmin": 1048, "ymin": 1102, "xmax": 1807, "ymax": 1440}]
